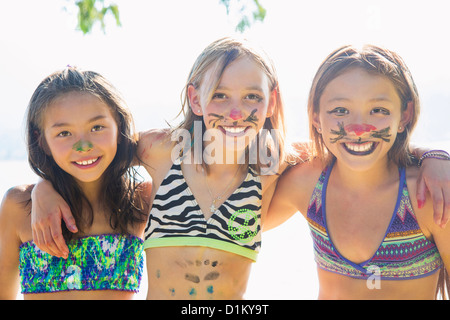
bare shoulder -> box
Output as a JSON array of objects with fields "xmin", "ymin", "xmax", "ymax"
[
  {"xmin": 1, "ymin": 185, "xmax": 33, "ymax": 212},
  {"xmin": 282, "ymin": 157, "xmax": 324, "ymax": 187},
  {"xmin": 277, "ymin": 158, "xmax": 325, "ymax": 215},
  {"xmin": 0, "ymin": 185, "xmax": 34, "ymax": 233}
]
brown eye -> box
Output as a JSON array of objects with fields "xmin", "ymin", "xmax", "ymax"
[
  {"xmin": 371, "ymin": 107, "xmax": 390, "ymax": 115},
  {"xmin": 91, "ymin": 125, "xmax": 105, "ymax": 132},
  {"xmin": 327, "ymin": 107, "xmax": 349, "ymax": 116},
  {"xmin": 57, "ymin": 131, "xmax": 71, "ymax": 137}
]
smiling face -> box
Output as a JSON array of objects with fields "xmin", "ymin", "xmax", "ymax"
[
  {"xmin": 314, "ymin": 67, "xmax": 412, "ymax": 171},
  {"xmin": 188, "ymin": 56, "xmax": 276, "ymax": 153},
  {"xmin": 43, "ymin": 92, "xmax": 119, "ymax": 185}
]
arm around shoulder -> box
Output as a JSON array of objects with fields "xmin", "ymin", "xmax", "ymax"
[
  {"xmin": 264, "ymin": 159, "xmax": 323, "ymax": 231},
  {"xmin": 407, "ymin": 167, "xmax": 450, "ymax": 276},
  {"xmin": 136, "ymin": 129, "xmax": 173, "ymax": 166}
]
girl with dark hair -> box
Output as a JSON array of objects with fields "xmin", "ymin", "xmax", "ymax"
[{"xmin": 0, "ymin": 67, "xmax": 150, "ymax": 299}]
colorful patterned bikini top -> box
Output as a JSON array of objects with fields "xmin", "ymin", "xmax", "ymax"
[
  {"xmin": 307, "ymin": 162, "xmax": 443, "ymax": 280},
  {"xmin": 19, "ymin": 234, "xmax": 144, "ymax": 294},
  {"xmin": 144, "ymin": 161, "xmax": 262, "ymax": 262}
]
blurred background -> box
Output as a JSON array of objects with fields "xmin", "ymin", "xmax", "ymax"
[{"xmin": 1, "ymin": 0, "xmax": 449, "ymax": 299}]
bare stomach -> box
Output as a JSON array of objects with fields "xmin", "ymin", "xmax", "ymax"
[
  {"xmin": 145, "ymin": 247, "xmax": 253, "ymax": 300},
  {"xmin": 317, "ymin": 268, "xmax": 440, "ymax": 300}
]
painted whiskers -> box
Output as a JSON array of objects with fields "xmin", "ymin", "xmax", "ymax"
[
  {"xmin": 329, "ymin": 122, "xmax": 391, "ymax": 143},
  {"xmin": 208, "ymin": 109, "xmax": 259, "ymax": 128}
]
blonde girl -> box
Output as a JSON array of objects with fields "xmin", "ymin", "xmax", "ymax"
[{"xmin": 30, "ymin": 37, "xmax": 287, "ymax": 299}]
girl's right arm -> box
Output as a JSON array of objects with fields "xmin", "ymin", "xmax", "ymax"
[{"xmin": 0, "ymin": 187, "xmax": 28, "ymax": 299}]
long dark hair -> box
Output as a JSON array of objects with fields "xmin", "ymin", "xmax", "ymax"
[{"xmin": 26, "ymin": 67, "xmax": 147, "ymax": 240}]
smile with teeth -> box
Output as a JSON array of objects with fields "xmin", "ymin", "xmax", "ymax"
[
  {"xmin": 221, "ymin": 126, "xmax": 247, "ymax": 134},
  {"xmin": 343, "ymin": 141, "xmax": 377, "ymax": 155},
  {"xmin": 74, "ymin": 157, "xmax": 100, "ymax": 166}
]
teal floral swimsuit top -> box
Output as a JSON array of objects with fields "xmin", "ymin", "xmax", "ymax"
[{"xmin": 19, "ymin": 234, "xmax": 144, "ymax": 294}]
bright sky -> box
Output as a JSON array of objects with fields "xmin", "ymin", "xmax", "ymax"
[
  {"xmin": 1, "ymin": 0, "xmax": 449, "ymax": 300},
  {"xmin": 1, "ymin": 0, "xmax": 449, "ymax": 147}
]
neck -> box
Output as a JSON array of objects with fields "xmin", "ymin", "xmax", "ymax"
[
  {"xmin": 76, "ymin": 179, "xmax": 103, "ymax": 210},
  {"xmin": 332, "ymin": 157, "xmax": 398, "ymax": 191}
]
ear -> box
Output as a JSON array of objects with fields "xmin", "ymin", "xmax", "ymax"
[
  {"xmin": 187, "ymin": 84, "xmax": 203, "ymax": 116},
  {"xmin": 398, "ymin": 101, "xmax": 414, "ymax": 133},
  {"xmin": 265, "ymin": 88, "xmax": 277, "ymax": 118},
  {"xmin": 312, "ymin": 112, "xmax": 322, "ymax": 133}
]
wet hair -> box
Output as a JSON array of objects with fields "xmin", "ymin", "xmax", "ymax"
[
  {"xmin": 26, "ymin": 67, "xmax": 146, "ymax": 240},
  {"xmin": 176, "ymin": 37, "xmax": 287, "ymax": 174},
  {"xmin": 307, "ymin": 44, "xmax": 420, "ymax": 167}
]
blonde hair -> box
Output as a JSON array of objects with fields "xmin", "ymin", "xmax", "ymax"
[
  {"xmin": 176, "ymin": 37, "xmax": 286, "ymax": 174},
  {"xmin": 307, "ymin": 44, "xmax": 420, "ymax": 167}
]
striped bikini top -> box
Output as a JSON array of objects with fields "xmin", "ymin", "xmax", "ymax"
[
  {"xmin": 307, "ymin": 162, "xmax": 443, "ymax": 280},
  {"xmin": 144, "ymin": 161, "xmax": 262, "ymax": 261},
  {"xmin": 19, "ymin": 234, "xmax": 144, "ymax": 294}
]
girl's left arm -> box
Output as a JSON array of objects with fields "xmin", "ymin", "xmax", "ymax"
[
  {"xmin": 0, "ymin": 187, "xmax": 25, "ymax": 299},
  {"xmin": 413, "ymin": 147, "xmax": 450, "ymax": 228}
]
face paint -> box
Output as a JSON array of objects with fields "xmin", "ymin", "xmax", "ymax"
[
  {"xmin": 344, "ymin": 123, "xmax": 377, "ymax": 136},
  {"xmin": 330, "ymin": 122, "xmax": 391, "ymax": 144},
  {"xmin": 208, "ymin": 113, "xmax": 224, "ymax": 128},
  {"xmin": 72, "ymin": 140, "xmax": 93, "ymax": 152},
  {"xmin": 185, "ymin": 273, "xmax": 200, "ymax": 283},
  {"xmin": 370, "ymin": 127, "xmax": 391, "ymax": 142},
  {"xmin": 329, "ymin": 122, "xmax": 347, "ymax": 143},
  {"xmin": 243, "ymin": 109, "xmax": 259, "ymax": 126},
  {"xmin": 229, "ymin": 108, "xmax": 243, "ymax": 121}
]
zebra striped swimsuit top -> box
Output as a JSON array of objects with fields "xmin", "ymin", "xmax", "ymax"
[
  {"xmin": 144, "ymin": 160, "xmax": 262, "ymax": 261},
  {"xmin": 307, "ymin": 161, "xmax": 443, "ymax": 280}
]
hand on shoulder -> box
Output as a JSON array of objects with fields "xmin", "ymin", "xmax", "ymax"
[{"xmin": 137, "ymin": 128, "xmax": 174, "ymax": 167}]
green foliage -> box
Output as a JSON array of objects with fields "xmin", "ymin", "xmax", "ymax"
[
  {"xmin": 75, "ymin": 0, "xmax": 121, "ymax": 34},
  {"xmin": 70, "ymin": 0, "xmax": 265, "ymax": 34},
  {"xmin": 219, "ymin": 0, "xmax": 266, "ymax": 32}
]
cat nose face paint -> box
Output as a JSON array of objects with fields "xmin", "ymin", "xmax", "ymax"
[
  {"xmin": 229, "ymin": 109, "xmax": 243, "ymax": 121},
  {"xmin": 73, "ymin": 140, "xmax": 93, "ymax": 152},
  {"xmin": 329, "ymin": 122, "xmax": 392, "ymax": 144},
  {"xmin": 344, "ymin": 123, "xmax": 377, "ymax": 136}
]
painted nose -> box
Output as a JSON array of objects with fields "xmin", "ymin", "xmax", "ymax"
[
  {"xmin": 73, "ymin": 140, "xmax": 93, "ymax": 152},
  {"xmin": 229, "ymin": 108, "xmax": 243, "ymax": 121},
  {"xmin": 344, "ymin": 123, "xmax": 376, "ymax": 136}
]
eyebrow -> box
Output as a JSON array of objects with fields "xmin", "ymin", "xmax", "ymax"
[
  {"xmin": 216, "ymin": 85, "xmax": 264, "ymax": 92},
  {"xmin": 325, "ymin": 96, "xmax": 394, "ymax": 104},
  {"xmin": 50, "ymin": 115, "xmax": 107, "ymax": 128}
]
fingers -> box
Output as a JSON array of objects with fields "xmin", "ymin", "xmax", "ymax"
[
  {"xmin": 441, "ymin": 187, "xmax": 450, "ymax": 228},
  {"xmin": 416, "ymin": 174, "xmax": 426, "ymax": 210},
  {"xmin": 61, "ymin": 204, "xmax": 78, "ymax": 233},
  {"xmin": 32, "ymin": 211, "xmax": 70, "ymax": 259},
  {"xmin": 428, "ymin": 185, "xmax": 446, "ymax": 229},
  {"xmin": 32, "ymin": 224, "xmax": 64, "ymax": 258}
]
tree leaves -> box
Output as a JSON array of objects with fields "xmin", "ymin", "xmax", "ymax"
[
  {"xmin": 219, "ymin": 0, "xmax": 266, "ymax": 32},
  {"xmin": 75, "ymin": 0, "xmax": 121, "ymax": 34},
  {"xmin": 71, "ymin": 0, "xmax": 266, "ymax": 34}
]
